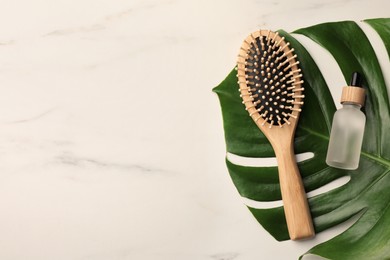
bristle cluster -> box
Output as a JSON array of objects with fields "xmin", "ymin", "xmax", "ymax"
[{"xmin": 236, "ymin": 30, "xmax": 305, "ymax": 128}]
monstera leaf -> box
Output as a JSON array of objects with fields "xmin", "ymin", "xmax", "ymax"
[{"xmin": 213, "ymin": 19, "xmax": 390, "ymax": 259}]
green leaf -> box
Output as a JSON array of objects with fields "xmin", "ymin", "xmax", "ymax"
[
  {"xmin": 365, "ymin": 18, "xmax": 390, "ymax": 60},
  {"xmin": 213, "ymin": 19, "xmax": 390, "ymax": 259}
]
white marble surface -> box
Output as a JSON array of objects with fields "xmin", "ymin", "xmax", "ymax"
[{"xmin": 0, "ymin": 0, "xmax": 389, "ymax": 259}]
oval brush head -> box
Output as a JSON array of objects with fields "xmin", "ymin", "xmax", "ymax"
[
  {"xmin": 236, "ymin": 30, "xmax": 314, "ymax": 240},
  {"xmin": 236, "ymin": 30, "xmax": 304, "ymax": 127}
]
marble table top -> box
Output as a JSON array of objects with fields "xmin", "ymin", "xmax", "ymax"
[{"xmin": 0, "ymin": 0, "xmax": 389, "ymax": 259}]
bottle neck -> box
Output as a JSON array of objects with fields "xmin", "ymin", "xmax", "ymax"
[{"xmin": 342, "ymin": 102, "xmax": 362, "ymax": 109}]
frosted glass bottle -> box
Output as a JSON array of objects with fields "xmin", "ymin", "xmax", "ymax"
[
  {"xmin": 326, "ymin": 72, "xmax": 366, "ymax": 170},
  {"xmin": 326, "ymin": 103, "xmax": 366, "ymax": 169}
]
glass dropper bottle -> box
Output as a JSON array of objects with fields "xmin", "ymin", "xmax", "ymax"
[{"xmin": 326, "ymin": 72, "xmax": 366, "ymax": 170}]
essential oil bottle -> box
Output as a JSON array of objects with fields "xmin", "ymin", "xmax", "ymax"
[{"xmin": 326, "ymin": 72, "xmax": 366, "ymax": 170}]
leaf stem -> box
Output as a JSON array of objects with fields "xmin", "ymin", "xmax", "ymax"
[
  {"xmin": 300, "ymin": 126, "xmax": 390, "ymax": 169},
  {"xmin": 360, "ymin": 151, "xmax": 390, "ymax": 168},
  {"xmin": 299, "ymin": 126, "xmax": 329, "ymax": 140}
]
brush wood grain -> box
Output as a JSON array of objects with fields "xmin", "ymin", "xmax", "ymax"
[
  {"xmin": 237, "ymin": 30, "xmax": 315, "ymax": 240},
  {"xmin": 341, "ymin": 86, "xmax": 366, "ymax": 106},
  {"xmin": 263, "ymin": 124, "xmax": 315, "ymax": 240}
]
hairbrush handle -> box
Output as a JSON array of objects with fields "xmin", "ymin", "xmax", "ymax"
[{"xmin": 274, "ymin": 142, "xmax": 315, "ymax": 240}]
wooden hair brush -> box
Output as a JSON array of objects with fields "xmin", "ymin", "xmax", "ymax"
[{"xmin": 236, "ymin": 30, "xmax": 315, "ymax": 240}]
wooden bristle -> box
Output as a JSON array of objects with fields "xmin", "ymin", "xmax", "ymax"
[{"xmin": 237, "ymin": 30, "xmax": 304, "ymax": 127}]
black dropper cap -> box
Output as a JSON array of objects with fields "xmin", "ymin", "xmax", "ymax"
[{"xmin": 350, "ymin": 72, "xmax": 362, "ymax": 87}]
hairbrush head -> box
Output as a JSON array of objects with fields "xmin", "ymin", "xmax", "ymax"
[{"xmin": 236, "ymin": 30, "xmax": 304, "ymax": 128}]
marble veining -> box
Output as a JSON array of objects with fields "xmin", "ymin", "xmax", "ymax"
[
  {"xmin": 54, "ymin": 151, "xmax": 166, "ymax": 175},
  {"xmin": 45, "ymin": 24, "xmax": 106, "ymax": 37},
  {"xmin": 44, "ymin": 0, "xmax": 177, "ymax": 38},
  {"xmin": 210, "ymin": 252, "xmax": 239, "ymax": 260},
  {"xmin": 3, "ymin": 108, "xmax": 57, "ymax": 124}
]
